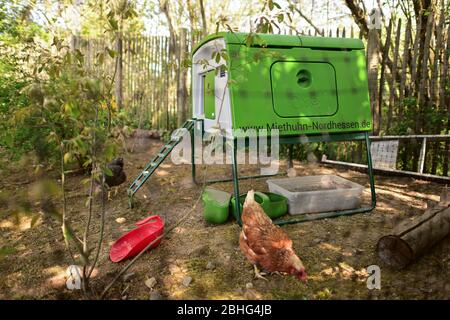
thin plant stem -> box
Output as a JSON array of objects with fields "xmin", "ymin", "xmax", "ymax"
[{"xmin": 100, "ymin": 163, "xmax": 210, "ymax": 299}]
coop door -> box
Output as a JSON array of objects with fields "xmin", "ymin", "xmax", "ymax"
[
  {"xmin": 270, "ymin": 61, "xmax": 338, "ymax": 118},
  {"xmin": 203, "ymin": 71, "xmax": 216, "ymax": 120}
]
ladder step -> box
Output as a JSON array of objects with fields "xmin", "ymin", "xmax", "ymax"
[
  {"xmin": 128, "ymin": 119, "xmax": 195, "ymax": 199},
  {"xmin": 183, "ymin": 120, "xmax": 194, "ymax": 128},
  {"xmin": 161, "ymin": 145, "xmax": 173, "ymax": 152}
]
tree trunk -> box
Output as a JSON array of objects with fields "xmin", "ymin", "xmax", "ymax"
[
  {"xmin": 160, "ymin": 0, "xmax": 177, "ymax": 54},
  {"xmin": 199, "ymin": 0, "xmax": 207, "ymax": 36},
  {"xmin": 177, "ymin": 28, "xmax": 188, "ymax": 126},
  {"xmin": 398, "ymin": 19, "xmax": 411, "ymax": 119},
  {"xmin": 367, "ymin": 28, "xmax": 381, "ymax": 135},
  {"xmin": 344, "ymin": 0, "xmax": 369, "ymax": 39},
  {"xmin": 411, "ymin": 11, "xmax": 434, "ymax": 171},
  {"xmin": 378, "ymin": 18, "xmax": 392, "ymax": 126},
  {"xmin": 186, "ymin": 0, "xmax": 197, "ymax": 45},
  {"xmin": 387, "ymin": 19, "xmax": 402, "ymax": 131}
]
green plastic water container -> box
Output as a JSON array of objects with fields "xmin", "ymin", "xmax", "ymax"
[
  {"xmin": 263, "ymin": 192, "xmax": 288, "ymax": 219},
  {"xmin": 230, "ymin": 192, "xmax": 288, "ymax": 220},
  {"xmin": 202, "ymin": 188, "xmax": 231, "ymax": 224}
]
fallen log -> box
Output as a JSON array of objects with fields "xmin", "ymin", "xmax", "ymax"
[{"xmin": 376, "ymin": 189, "xmax": 450, "ymax": 269}]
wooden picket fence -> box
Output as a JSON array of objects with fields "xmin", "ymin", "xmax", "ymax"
[{"xmin": 72, "ymin": 29, "xmax": 201, "ymax": 131}]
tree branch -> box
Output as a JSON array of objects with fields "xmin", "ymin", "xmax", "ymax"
[
  {"xmin": 289, "ymin": 3, "xmax": 324, "ymax": 36},
  {"xmin": 344, "ymin": 0, "xmax": 369, "ymax": 39},
  {"xmin": 159, "ymin": 0, "xmax": 177, "ymax": 52},
  {"xmin": 199, "ymin": 0, "xmax": 207, "ymax": 36}
]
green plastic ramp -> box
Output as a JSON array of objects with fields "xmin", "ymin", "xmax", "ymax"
[{"xmin": 127, "ymin": 120, "xmax": 194, "ymax": 207}]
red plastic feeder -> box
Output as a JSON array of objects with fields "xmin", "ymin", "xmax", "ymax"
[{"xmin": 110, "ymin": 215, "xmax": 164, "ymax": 263}]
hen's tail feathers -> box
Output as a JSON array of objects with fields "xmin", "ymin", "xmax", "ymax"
[{"xmin": 244, "ymin": 190, "xmax": 255, "ymax": 208}]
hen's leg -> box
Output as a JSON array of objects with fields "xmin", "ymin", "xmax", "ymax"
[{"xmin": 254, "ymin": 265, "xmax": 268, "ymax": 281}]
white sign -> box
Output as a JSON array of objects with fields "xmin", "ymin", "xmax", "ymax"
[{"xmin": 371, "ymin": 140, "xmax": 399, "ymax": 170}]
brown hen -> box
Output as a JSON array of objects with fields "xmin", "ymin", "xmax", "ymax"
[{"xmin": 239, "ymin": 190, "xmax": 307, "ymax": 281}]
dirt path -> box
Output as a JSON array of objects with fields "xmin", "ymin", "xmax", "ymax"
[{"xmin": 1, "ymin": 137, "xmax": 449, "ymax": 299}]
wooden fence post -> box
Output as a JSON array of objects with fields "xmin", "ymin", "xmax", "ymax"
[{"xmin": 115, "ymin": 32, "xmax": 124, "ymax": 110}]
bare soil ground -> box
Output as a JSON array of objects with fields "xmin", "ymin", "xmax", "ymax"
[{"xmin": 1, "ymin": 137, "xmax": 449, "ymax": 300}]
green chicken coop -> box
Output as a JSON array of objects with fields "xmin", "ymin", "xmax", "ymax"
[
  {"xmin": 128, "ymin": 32, "xmax": 376, "ymax": 224},
  {"xmin": 192, "ymin": 32, "xmax": 373, "ymax": 137}
]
